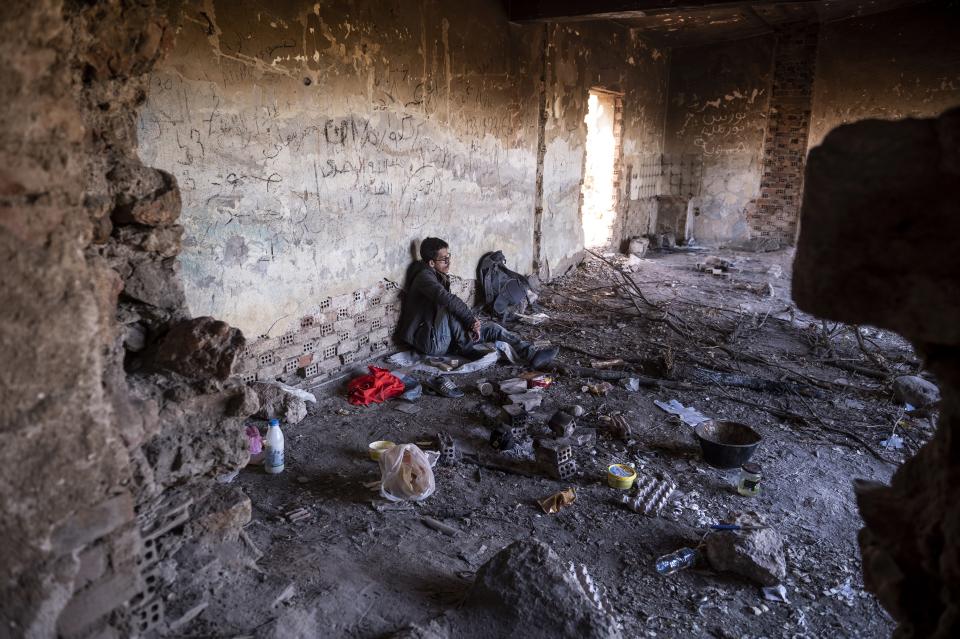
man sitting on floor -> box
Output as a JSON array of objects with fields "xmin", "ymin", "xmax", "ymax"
[{"xmin": 397, "ymin": 237, "xmax": 558, "ymax": 370}]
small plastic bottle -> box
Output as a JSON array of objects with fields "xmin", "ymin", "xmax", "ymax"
[
  {"xmin": 655, "ymin": 547, "xmax": 698, "ymax": 575},
  {"xmin": 264, "ymin": 419, "xmax": 285, "ymax": 474},
  {"xmin": 737, "ymin": 462, "xmax": 762, "ymax": 497}
]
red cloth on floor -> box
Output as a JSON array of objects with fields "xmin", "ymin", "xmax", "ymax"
[{"xmin": 347, "ymin": 366, "xmax": 405, "ymax": 406}]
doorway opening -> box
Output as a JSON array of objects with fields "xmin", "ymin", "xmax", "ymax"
[{"xmin": 580, "ymin": 89, "xmax": 622, "ymax": 248}]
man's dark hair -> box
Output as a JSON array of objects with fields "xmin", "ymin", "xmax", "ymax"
[{"xmin": 420, "ymin": 237, "xmax": 449, "ymax": 262}]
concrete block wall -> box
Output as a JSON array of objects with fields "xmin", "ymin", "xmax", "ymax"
[
  {"xmin": 749, "ymin": 25, "xmax": 819, "ymax": 243},
  {"xmin": 235, "ymin": 277, "xmax": 477, "ymax": 386}
]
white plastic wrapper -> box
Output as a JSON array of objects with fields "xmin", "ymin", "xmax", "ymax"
[{"xmin": 378, "ymin": 444, "xmax": 440, "ymax": 502}]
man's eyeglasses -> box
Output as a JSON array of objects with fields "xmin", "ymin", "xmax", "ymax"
[{"xmin": 435, "ymin": 255, "xmax": 451, "ymax": 264}]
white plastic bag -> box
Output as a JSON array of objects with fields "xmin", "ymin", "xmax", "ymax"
[{"xmin": 378, "ymin": 444, "xmax": 439, "ymax": 502}]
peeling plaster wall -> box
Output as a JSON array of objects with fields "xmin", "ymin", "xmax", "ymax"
[
  {"xmin": 540, "ymin": 23, "xmax": 669, "ymax": 275},
  {"xmin": 808, "ymin": 1, "xmax": 960, "ymax": 150},
  {"xmin": 664, "ymin": 37, "xmax": 773, "ymax": 245},
  {"xmin": 138, "ymin": 0, "xmax": 539, "ymax": 338}
]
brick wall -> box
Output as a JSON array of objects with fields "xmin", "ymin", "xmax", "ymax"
[
  {"xmin": 235, "ymin": 277, "xmax": 477, "ymax": 387},
  {"xmin": 749, "ymin": 24, "xmax": 819, "ymax": 244}
]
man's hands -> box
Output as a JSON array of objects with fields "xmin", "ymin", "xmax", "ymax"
[{"xmin": 470, "ymin": 319, "xmax": 481, "ymax": 342}]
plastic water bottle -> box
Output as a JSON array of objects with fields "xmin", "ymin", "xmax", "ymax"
[
  {"xmin": 264, "ymin": 419, "xmax": 284, "ymax": 474},
  {"xmin": 655, "ymin": 547, "xmax": 697, "ymax": 575}
]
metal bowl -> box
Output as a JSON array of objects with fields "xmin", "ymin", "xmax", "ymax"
[{"xmin": 694, "ymin": 420, "xmax": 762, "ymax": 468}]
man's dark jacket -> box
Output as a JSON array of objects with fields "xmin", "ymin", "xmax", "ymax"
[{"xmin": 397, "ymin": 261, "xmax": 476, "ymax": 355}]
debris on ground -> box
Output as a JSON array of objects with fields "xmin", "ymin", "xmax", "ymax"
[
  {"xmin": 762, "ymin": 584, "xmax": 790, "ymax": 604},
  {"xmin": 461, "ymin": 540, "xmax": 622, "ymax": 639},
  {"xmin": 622, "ymin": 473, "xmax": 676, "ymax": 516},
  {"xmin": 225, "ymin": 248, "xmax": 915, "ymax": 639},
  {"xmin": 539, "ymin": 487, "xmax": 577, "ymax": 514},
  {"xmin": 654, "ymin": 399, "xmax": 710, "ymax": 426},
  {"xmin": 703, "ymin": 514, "xmax": 787, "ymax": 586},
  {"xmin": 892, "ymin": 374, "xmax": 940, "ymax": 408},
  {"xmin": 254, "ymin": 382, "xmax": 309, "ymax": 424},
  {"xmin": 378, "ymin": 443, "xmax": 438, "ymax": 501}
]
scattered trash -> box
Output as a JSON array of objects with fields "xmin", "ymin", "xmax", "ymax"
[
  {"xmin": 264, "ymin": 419, "xmax": 285, "ymax": 474},
  {"xmin": 655, "ymin": 547, "xmax": 698, "ymax": 575},
  {"xmin": 737, "ymin": 462, "xmax": 763, "ymax": 496},
  {"xmin": 477, "ymin": 379, "xmax": 495, "ymax": 396},
  {"xmin": 565, "ymin": 404, "xmax": 585, "ymax": 417},
  {"xmin": 246, "ymin": 424, "xmax": 264, "ymax": 465},
  {"xmin": 654, "ymin": 399, "xmax": 710, "ymax": 427},
  {"xmin": 347, "ymin": 366, "xmax": 405, "ymax": 406},
  {"xmin": 825, "ymin": 577, "xmax": 857, "ymax": 606},
  {"xmin": 574, "ymin": 428, "xmax": 596, "ymax": 447},
  {"xmin": 368, "ymin": 440, "xmax": 396, "ymax": 461},
  {"xmin": 422, "ymin": 516, "xmax": 460, "ymax": 536},
  {"xmin": 499, "ymin": 378, "xmax": 529, "ymax": 394},
  {"xmin": 507, "ymin": 390, "xmax": 543, "ymax": 411},
  {"xmin": 620, "ymin": 377, "xmax": 640, "ymax": 392},
  {"xmin": 335, "ymin": 408, "xmax": 352, "ymax": 416},
  {"xmin": 762, "ymin": 584, "xmax": 790, "ymax": 604},
  {"xmin": 767, "ymin": 264, "xmax": 783, "ymax": 278},
  {"xmin": 394, "ymin": 403, "xmax": 421, "ymax": 415},
  {"xmin": 622, "ymin": 473, "xmax": 676, "ymax": 516},
  {"xmin": 539, "ymin": 487, "xmax": 576, "ymax": 514},
  {"xmin": 583, "ymin": 381, "xmax": 614, "ymax": 396},
  {"xmin": 516, "ymin": 312, "xmax": 550, "ymax": 325},
  {"xmin": 520, "ymin": 372, "xmax": 554, "ymax": 389},
  {"xmin": 283, "ymin": 507, "xmax": 310, "ymax": 523},
  {"xmin": 590, "ymin": 358, "xmax": 624, "ymax": 369},
  {"xmin": 378, "ymin": 443, "xmax": 439, "ymax": 502},
  {"xmin": 606, "ymin": 464, "xmax": 637, "ymax": 490},
  {"xmin": 881, "ymin": 433, "xmax": 904, "ymax": 450}
]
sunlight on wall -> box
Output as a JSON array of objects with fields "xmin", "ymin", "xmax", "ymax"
[{"xmin": 581, "ymin": 91, "xmax": 617, "ymax": 248}]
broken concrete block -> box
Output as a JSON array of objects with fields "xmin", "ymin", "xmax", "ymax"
[
  {"xmin": 892, "ymin": 375, "xmax": 940, "ymax": 408},
  {"xmin": 253, "ymin": 383, "xmax": 308, "ymax": 425},
  {"xmin": 548, "ymin": 410, "xmax": 576, "ymax": 438},
  {"xmin": 703, "ymin": 520, "xmax": 787, "ymax": 586},
  {"xmin": 463, "ymin": 540, "xmax": 621, "ymax": 638},
  {"xmin": 436, "ymin": 432, "xmax": 459, "ymax": 465},
  {"xmin": 535, "ymin": 438, "xmax": 574, "ymax": 480}
]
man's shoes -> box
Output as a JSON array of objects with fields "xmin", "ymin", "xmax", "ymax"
[
  {"xmin": 529, "ymin": 346, "xmax": 559, "ymax": 369},
  {"xmin": 426, "ymin": 375, "xmax": 464, "ymax": 399}
]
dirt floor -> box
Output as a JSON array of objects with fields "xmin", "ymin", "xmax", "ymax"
[{"xmin": 185, "ymin": 247, "xmax": 935, "ymax": 638}]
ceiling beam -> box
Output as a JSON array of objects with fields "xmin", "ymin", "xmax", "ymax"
[{"xmin": 505, "ymin": 0, "xmax": 820, "ymax": 23}]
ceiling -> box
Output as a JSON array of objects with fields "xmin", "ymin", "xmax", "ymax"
[{"xmin": 506, "ymin": 0, "xmax": 937, "ymax": 47}]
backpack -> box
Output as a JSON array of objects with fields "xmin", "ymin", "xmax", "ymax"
[{"xmin": 476, "ymin": 251, "xmax": 535, "ymax": 320}]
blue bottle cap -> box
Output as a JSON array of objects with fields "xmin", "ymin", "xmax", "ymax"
[{"xmin": 269, "ymin": 418, "xmax": 280, "ymax": 427}]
